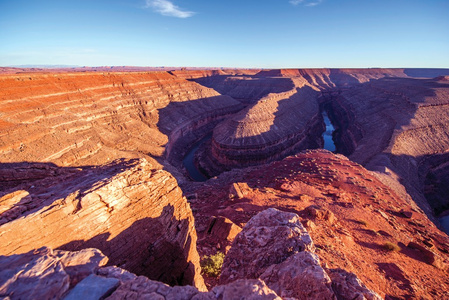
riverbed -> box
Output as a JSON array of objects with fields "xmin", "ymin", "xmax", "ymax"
[
  {"xmin": 322, "ymin": 111, "xmax": 336, "ymax": 152},
  {"xmin": 182, "ymin": 134, "xmax": 211, "ymax": 182}
]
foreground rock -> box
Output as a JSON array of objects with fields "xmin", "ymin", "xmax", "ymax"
[
  {"xmin": 0, "ymin": 247, "xmax": 108, "ymax": 299},
  {"xmin": 0, "ymin": 247, "xmax": 281, "ymax": 300},
  {"xmin": 220, "ymin": 208, "xmax": 314, "ymax": 283},
  {"xmin": 0, "ymin": 158, "xmax": 205, "ymax": 290},
  {"xmin": 221, "ymin": 208, "xmax": 381, "ymax": 299},
  {"xmin": 191, "ymin": 150, "xmax": 449, "ymax": 299}
]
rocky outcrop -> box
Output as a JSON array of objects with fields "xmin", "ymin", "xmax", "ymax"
[
  {"xmin": 1, "ymin": 247, "xmax": 281, "ymax": 300},
  {"xmin": 0, "ymin": 158, "xmax": 205, "ymax": 290},
  {"xmin": 220, "ymin": 208, "xmax": 381, "ymax": 299},
  {"xmin": 0, "ymin": 247, "xmax": 109, "ymax": 299},
  {"xmin": 220, "ymin": 208, "xmax": 315, "ymax": 283},
  {"xmin": 109, "ymin": 277, "xmax": 281, "ymax": 300},
  {"xmin": 190, "ymin": 150, "xmax": 449, "ymax": 299},
  {"xmin": 260, "ymin": 251, "xmax": 335, "ymax": 299}
]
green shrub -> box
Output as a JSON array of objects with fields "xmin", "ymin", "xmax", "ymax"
[
  {"xmin": 383, "ymin": 242, "xmax": 400, "ymax": 252},
  {"xmin": 201, "ymin": 252, "xmax": 225, "ymax": 277}
]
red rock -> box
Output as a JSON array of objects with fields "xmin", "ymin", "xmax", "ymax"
[
  {"xmin": 0, "ymin": 159, "xmax": 205, "ymax": 291},
  {"xmin": 0, "ymin": 247, "xmax": 107, "ymax": 300},
  {"xmin": 220, "ymin": 208, "xmax": 314, "ymax": 284},
  {"xmin": 229, "ymin": 182, "xmax": 251, "ymax": 199},
  {"xmin": 328, "ymin": 268, "xmax": 381, "ymax": 300},
  {"xmin": 206, "ymin": 216, "xmax": 242, "ymax": 242},
  {"xmin": 407, "ymin": 242, "xmax": 448, "ymax": 270},
  {"xmin": 400, "ymin": 209, "xmax": 413, "ymax": 219}
]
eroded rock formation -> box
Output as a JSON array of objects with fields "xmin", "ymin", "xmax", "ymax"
[
  {"xmin": 0, "ymin": 158, "xmax": 205, "ymax": 290},
  {"xmin": 2, "ymin": 68, "xmax": 449, "ymax": 299},
  {"xmin": 323, "ymin": 77, "xmax": 449, "ymax": 219},
  {"xmin": 191, "ymin": 150, "xmax": 449, "ymax": 298}
]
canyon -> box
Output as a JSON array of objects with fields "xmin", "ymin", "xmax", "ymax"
[{"xmin": 1, "ymin": 67, "xmax": 449, "ymax": 299}]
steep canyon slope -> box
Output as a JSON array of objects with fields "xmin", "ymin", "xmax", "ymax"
[{"xmin": 1, "ymin": 68, "xmax": 449, "ymax": 299}]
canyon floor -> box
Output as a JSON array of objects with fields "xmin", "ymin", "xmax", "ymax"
[{"xmin": 1, "ymin": 67, "xmax": 449, "ymax": 299}]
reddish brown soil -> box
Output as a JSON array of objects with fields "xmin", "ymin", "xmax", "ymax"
[{"xmin": 191, "ymin": 150, "xmax": 449, "ymax": 298}]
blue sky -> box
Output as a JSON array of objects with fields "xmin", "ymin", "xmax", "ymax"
[{"xmin": 0, "ymin": 0, "xmax": 448, "ymax": 68}]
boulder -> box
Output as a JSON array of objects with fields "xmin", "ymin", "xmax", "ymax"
[
  {"xmin": 408, "ymin": 242, "xmax": 448, "ymax": 270},
  {"xmin": 220, "ymin": 208, "xmax": 314, "ymax": 284},
  {"xmin": 229, "ymin": 182, "xmax": 252, "ymax": 199},
  {"xmin": 63, "ymin": 274, "xmax": 119, "ymax": 300},
  {"xmin": 206, "ymin": 216, "xmax": 242, "ymax": 242},
  {"xmin": 328, "ymin": 269, "xmax": 381, "ymax": 300},
  {"xmin": 0, "ymin": 247, "xmax": 107, "ymax": 300},
  {"xmin": 209, "ymin": 279, "xmax": 281, "ymax": 300},
  {"xmin": 260, "ymin": 251, "xmax": 335, "ymax": 299}
]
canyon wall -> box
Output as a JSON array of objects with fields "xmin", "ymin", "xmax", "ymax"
[
  {"xmin": 323, "ymin": 76, "xmax": 449, "ymax": 218},
  {"xmin": 199, "ymin": 86, "xmax": 324, "ymax": 176},
  {"xmin": 2, "ymin": 68, "xmax": 449, "ymax": 299},
  {"xmin": 0, "ymin": 158, "xmax": 205, "ymax": 290},
  {"xmin": 0, "ymin": 71, "xmax": 238, "ymax": 168}
]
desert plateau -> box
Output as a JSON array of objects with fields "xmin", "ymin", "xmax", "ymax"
[
  {"xmin": 1, "ymin": 0, "xmax": 449, "ymax": 298},
  {"xmin": 1, "ymin": 67, "xmax": 449, "ymax": 299}
]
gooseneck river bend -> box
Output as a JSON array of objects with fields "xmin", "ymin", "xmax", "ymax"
[{"xmin": 182, "ymin": 111, "xmax": 336, "ymax": 182}]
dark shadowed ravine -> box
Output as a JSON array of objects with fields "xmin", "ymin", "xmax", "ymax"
[{"xmin": 182, "ymin": 134, "xmax": 211, "ymax": 182}]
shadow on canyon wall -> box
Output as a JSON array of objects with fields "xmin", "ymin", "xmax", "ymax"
[
  {"xmin": 191, "ymin": 75, "xmax": 295, "ymax": 104},
  {"xmin": 325, "ymin": 77, "xmax": 449, "ymax": 220},
  {"xmin": 58, "ymin": 204, "xmax": 196, "ymax": 287},
  {"xmin": 211, "ymin": 85, "xmax": 322, "ymax": 164},
  {"xmin": 156, "ymin": 95, "xmax": 244, "ymax": 167},
  {"xmin": 404, "ymin": 69, "xmax": 449, "ymax": 78}
]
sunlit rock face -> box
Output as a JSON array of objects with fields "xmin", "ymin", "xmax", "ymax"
[
  {"xmin": 0, "ymin": 158, "xmax": 206, "ymax": 291},
  {"xmin": 0, "ymin": 71, "xmax": 238, "ymax": 168},
  {"xmin": 1, "ymin": 68, "xmax": 449, "ymax": 299}
]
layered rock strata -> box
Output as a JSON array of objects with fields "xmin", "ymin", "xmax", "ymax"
[
  {"xmin": 323, "ymin": 77, "xmax": 449, "ymax": 219},
  {"xmin": 0, "ymin": 158, "xmax": 205, "ymax": 290},
  {"xmin": 198, "ymin": 87, "xmax": 324, "ymax": 176},
  {"xmin": 0, "ymin": 71, "xmax": 239, "ymax": 170}
]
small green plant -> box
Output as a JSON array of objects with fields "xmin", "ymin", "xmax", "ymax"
[
  {"xmin": 201, "ymin": 252, "xmax": 225, "ymax": 278},
  {"xmin": 383, "ymin": 242, "xmax": 400, "ymax": 252}
]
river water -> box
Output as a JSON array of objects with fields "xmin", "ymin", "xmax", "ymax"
[
  {"xmin": 182, "ymin": 134, "xmax": 211, "ymax": 182},
  {"xmin": 439, "ymin": 216, "xmax": 449, "ymax": 235},
  {"xmin": 322, "ymin": 111, "xmax": 336, "ymax": 152}
]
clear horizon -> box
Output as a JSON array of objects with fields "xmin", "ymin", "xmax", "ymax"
[{"xmin": 1, "ymin": 0, "xmax": 448, "ymax": 68}]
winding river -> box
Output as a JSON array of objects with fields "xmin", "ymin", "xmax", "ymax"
[
  {"xmin": 182, "ymin": 111, "xmax": 336, "ymax": 181},
  {"xmin": 322, "ymin": 111, "xmax": 336, "ymax": 152},
  {"xmin": 182, "ymin": 134, "xmax": 211, "ymax": 182}
]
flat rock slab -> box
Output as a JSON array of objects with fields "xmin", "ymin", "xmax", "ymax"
[{"xmin": 64, "ymin": 274, "xmax": 119, "ymax": 300}]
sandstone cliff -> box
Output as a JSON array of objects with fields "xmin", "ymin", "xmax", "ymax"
[
  {"xmin": 322, "ymin": 77, "xmax": 449, "ymax": 220},
  {"xmin": 2, "ymin": 68, "xmax": 449, "ymax": 299},
  {"xmin": 0, "ymin": 158, "xmax": 205, "ymax": 290},
  {"xmin": 0, "ymin": 71, "xmax": 239, "ymax": 170}
]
